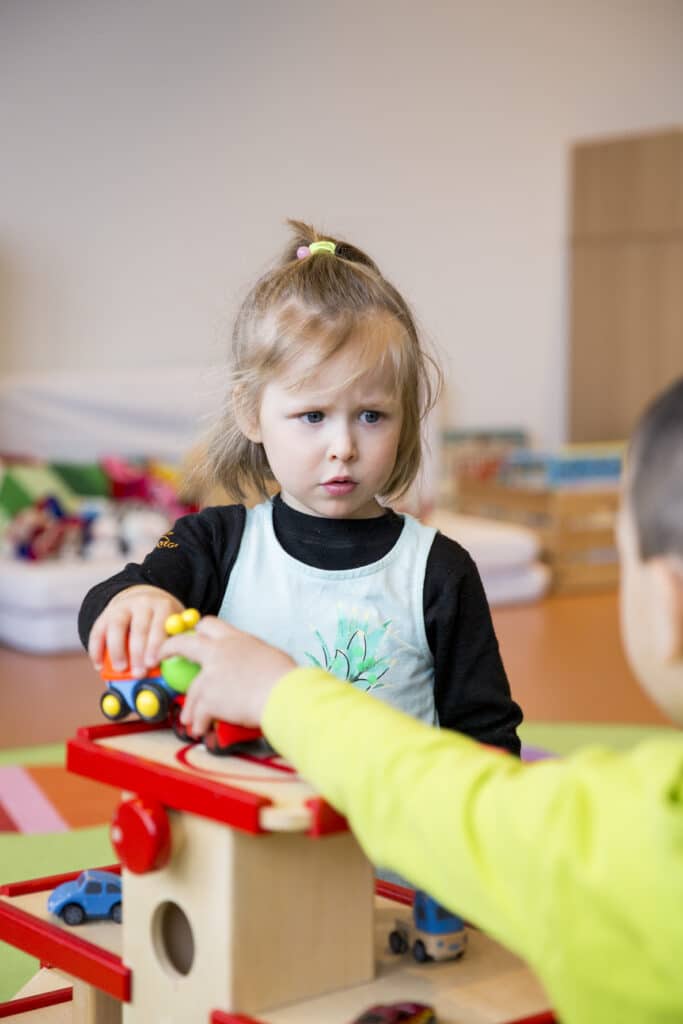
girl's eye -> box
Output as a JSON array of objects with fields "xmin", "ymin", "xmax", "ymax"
[
  {"xmin": 301, "ymin": 411, "xmax": 324, "ymax": 424},
  {"xmin": 360, "ymin": 410, "xmax": 383, "ymax": 424}
]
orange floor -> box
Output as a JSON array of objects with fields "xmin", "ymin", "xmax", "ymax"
[
  {"xmin": 493, "ymin": 590, "xmax": 668, "ymax": 726},
  {"xmin": 0, "ymin": 589, "xmax": 668, "ymax": 751}
]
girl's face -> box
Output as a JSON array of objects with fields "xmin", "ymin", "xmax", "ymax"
[{"xmin": 246, "ymin": 339, "xmax": 403, "ymax": 519}]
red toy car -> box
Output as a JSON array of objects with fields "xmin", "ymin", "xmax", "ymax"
[{"xmin": 351, "ymin": 1002, "xmax": 436, "ymax": 1024}]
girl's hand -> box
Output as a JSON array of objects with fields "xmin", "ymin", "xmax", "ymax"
[
  {"xmin": 88, "ymin": 585, "xmax": 184, "ymax": 676},
  {"xmin": 159, "ymin": 616, "xmax": 295, "ymax": 738}
]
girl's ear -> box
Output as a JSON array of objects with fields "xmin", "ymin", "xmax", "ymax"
[
  {"xmin": 647, "ymin": 558, "xmax": 683, "ymax": 663},
  {"xmin": 232, "ymin": 385, "xmax": 262, "ymax": 443}
]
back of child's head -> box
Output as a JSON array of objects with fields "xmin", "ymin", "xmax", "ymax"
[
  {"xmin": 206, "ymin": 220, "xmax": 441, "ymax": 503},
  {"xmin": 626, "ymin": 376, "xmax": 683, "ymax": 563}
]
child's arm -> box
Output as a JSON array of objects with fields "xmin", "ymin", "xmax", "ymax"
[
  {"xmin": 426, "ymin": 536, "xmax": 523, "ymax": 754},
  {"xmin": 159, "ymin": 618, "xmax": 610, "ymax": 963},
  {"xmin": 78, "ymin": 504, "xmax": 248, "ymax": 662}
]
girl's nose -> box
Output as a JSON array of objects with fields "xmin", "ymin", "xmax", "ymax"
[{"xmin": 329, "ymin": 425, "xmax": 357, "ymax": 462}]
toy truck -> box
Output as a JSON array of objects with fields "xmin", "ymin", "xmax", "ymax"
[{"xmin": 389, "ymin": 890, "xmax": 467, "ymax": 963}]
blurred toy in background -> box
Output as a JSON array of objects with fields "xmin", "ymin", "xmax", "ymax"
[
  {"xmin": 0, "ymin": 452, "xmax": 201, "ymax": 565},
  {"xmin": 350, "ymin": 1001, "xmax": 436, "ymax": 1024},
  {"xmin": 99, "ymin": 608, "xmax": 263, "ymax": 754},
  {"xmin": 4, "ymin": 495, "xmax": 85, "ymax": 560},
  {"xmin": 100, "ymin": 455, "xmax": 198, "ymax": 522},
  {"xmin": 389, "ymin": 890, "xmax": 466, "ymax": 963},
  {"xmin": 47, "ymin": 869, "xmax": 122, "ymax": 926},
  {"xmin": 80, "ymin": 505, "xmax": 172, "ymax": 562},
  {"xmin": 119, "ymin": 507, "xmax": 171, "ymax": 560},
  {"xmin": 80, "ymin": 503, "xmax": 123, "ymax": 560},
  {"xmin": 99, "ymin": 455, "xmax": 155, "ymax": 502}
]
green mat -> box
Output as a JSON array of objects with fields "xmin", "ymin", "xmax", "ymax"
[
  {"xmin": 1, "ymin": 723, "xmax": 677, "ymax": 1002},
  {"xmin": 519, "ymin": 720, "xmax": 678, "ymax": 755},
  {"xmin": 0, "ymin": 827, "xmax": 113, "ymax": 1001},
  {"xmin": 0, "ymin": 742, "xmax": 112, "ymax": 1001}
]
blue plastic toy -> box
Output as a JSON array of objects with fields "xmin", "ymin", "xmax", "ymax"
[{"xmin": 47, "ymin": 869, "xmax": 122, "ymax": 926}]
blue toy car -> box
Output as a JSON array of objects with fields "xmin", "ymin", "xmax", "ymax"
[{"xmin": 47, "ymin": 869, "xmax": 122, "ymax": 926}]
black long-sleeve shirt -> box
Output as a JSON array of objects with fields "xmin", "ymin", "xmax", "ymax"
[{"xmin": 78, "ymin": 494, "xmax": 523, "ymax": 754}]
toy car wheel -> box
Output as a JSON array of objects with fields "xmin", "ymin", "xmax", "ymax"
[
  {"xmin": 133, "ymin": 682, "xmax": 169, "ymax": 723},
  {"xmin": 203, "ymin": 725, "xmax": 221, "ymax": 755},
  {"xmin": 389, "ymin": 929, "xmax": 408, "ymax": 954},
  {"xmin": 412, "ymin": 939, "xmax": 430, "ymax": 963},
  {"xmin": 100, "ymin": 691, "xmax": 128, "ymax": 721},
  {"xmin": 110, "ymin": 902, "xmax": 122, "ymax": 924},
  {"xmin": 62, "ymin": 903, "xmax": 85, "ymax": 926},
  {"xmin": 169, "ymin": 701, "xmax": 200, "ymax": 744}
]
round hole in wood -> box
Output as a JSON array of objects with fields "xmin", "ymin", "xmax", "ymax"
[{"xmin": 152, "ymin": 900, "xmax": 195, "ymax": 977}]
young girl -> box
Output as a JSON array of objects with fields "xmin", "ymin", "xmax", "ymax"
[{"xmin": 79, "ymin": 220, "xmax": 522, "ymax": 755}]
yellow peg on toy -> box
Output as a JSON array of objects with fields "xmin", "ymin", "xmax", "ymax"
[
  {"xmin": 160, "ymin": 608, "xmax": 201, "ymax": 693},
  {"xmin": 165, "ymin": 607, "xmax": 201, "ymax": 635}
]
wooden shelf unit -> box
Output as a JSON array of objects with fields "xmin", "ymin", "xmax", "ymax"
[{"xmin": 457, "ymin": 479, "xmax": 620, "ymax": 593}]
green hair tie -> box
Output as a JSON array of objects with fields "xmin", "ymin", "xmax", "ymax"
[{"xmin": 308, "ymin": 240, "xmax": 336, "ymax": 256}]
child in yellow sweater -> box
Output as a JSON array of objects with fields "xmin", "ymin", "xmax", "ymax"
[{"xmin": 162, "ymin": 377, "xmax": 683, "ymax": 1024}]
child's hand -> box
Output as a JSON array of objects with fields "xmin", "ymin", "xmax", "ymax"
[
  {"xmin": 88, "ymin": 585, "xmax": 184, "ymax": 676},
  {"xmin": 159, "ymin": 616, "xmax": 295, "ymax": 737}
]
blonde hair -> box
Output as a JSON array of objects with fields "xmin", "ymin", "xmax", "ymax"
[{"xmin": 204, "ymin": 219, "xmax": 442, "ymax": 503}]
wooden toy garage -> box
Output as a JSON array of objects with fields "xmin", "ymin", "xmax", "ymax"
[{"xmin": 0, "ymin": 720, "xmax": 553, "ymax": 1023}]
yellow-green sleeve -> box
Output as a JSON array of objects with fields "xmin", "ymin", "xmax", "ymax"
[
  {"xmin": 263, "ymin": 668, "xmax": 683, "ymax": 1024},
  {"xmin": 263, "ymin": 668, "xmax": 537, "ymax": 952}
]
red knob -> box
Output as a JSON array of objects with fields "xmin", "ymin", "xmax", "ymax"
[{"xmin": 111, "ymin": 797, "xmax": 171, "ymax": 873}]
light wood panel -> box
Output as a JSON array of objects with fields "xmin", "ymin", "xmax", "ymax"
[
  {"xmin": 572, "ymin": 129, "xmax": 682, "ymax": 238},
  {"xmin": 569, "ymin": 129, "xmax": 683, "ymax": 442}
]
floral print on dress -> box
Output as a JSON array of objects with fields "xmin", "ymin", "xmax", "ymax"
[{"xmin": 305, "ymin": 609, "xmax": 393, "ymax": 691}]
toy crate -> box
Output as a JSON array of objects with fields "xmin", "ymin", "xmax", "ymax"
[{"xmin": 456, "ymin": 479, "xmax": 620, "ymax": 593}]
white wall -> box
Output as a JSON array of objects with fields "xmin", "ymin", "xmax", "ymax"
[{"xmin": 1, "ymin": 0, "xmax": 682, "ymax": 445}]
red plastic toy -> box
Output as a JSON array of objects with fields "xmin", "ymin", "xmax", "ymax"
[{"xmin": 351, "ymin": 1002, "xmax": 436, "ymax": 1024}]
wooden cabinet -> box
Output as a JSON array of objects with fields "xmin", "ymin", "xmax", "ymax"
[
  {"xmin": 457, "ymin": 478, "xmax": 619, "ymax": 593},
  {"xmin": 569, "ymin": 129, "xmax": 683, "ymax": 442}
]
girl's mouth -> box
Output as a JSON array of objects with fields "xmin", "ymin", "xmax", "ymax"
[{"xmin": 323, "ymin": 478, "xmax": 357, "ymax": 496}]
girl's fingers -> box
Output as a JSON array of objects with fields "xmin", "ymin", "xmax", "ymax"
[
  {"xmin": 145, "ymin": 604, "xmax": 177, "ymax": 668},
  {"xmin": 127, "ymin": 606, "xmax": 154, "ymax": 675},
  {"xmin": 105, "ymin": 610, "xmax": 134, "ymax": 670},
  {"xmin": 88, "ymin": 618, "xmax": 107, "ymax": 669},
  {"xmin": 189, "ymin": 706, "xmax": 213, "ymax": 738},
  {"xmin": 179, "ymin": 684, "xmax": 208, "ymax": 736}
]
